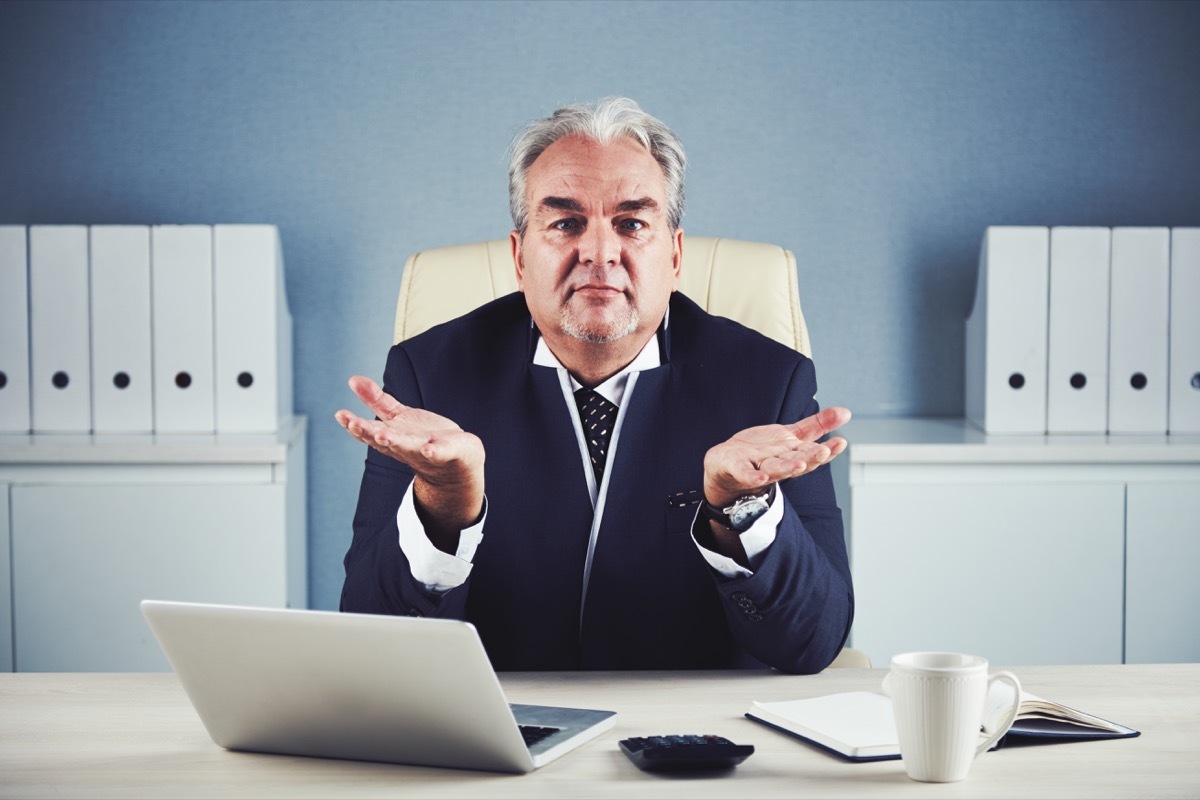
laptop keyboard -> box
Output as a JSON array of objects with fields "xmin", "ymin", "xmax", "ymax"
[{"xmin": 519, "ymin": 724, "xmax": 561, "ymax": 747}]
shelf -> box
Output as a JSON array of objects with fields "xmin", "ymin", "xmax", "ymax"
[
  {"xmin": 841, "ymin": 417, "xmax": 1200, "ymax": 464},
  {"xmin": 0, "ymin": 415, "xmax": 306, "ymax": 465}
]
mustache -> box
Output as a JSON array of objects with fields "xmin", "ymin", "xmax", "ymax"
[{"xmin": 567, "ymin": 268, "xmax": 628, "ymax": 294}]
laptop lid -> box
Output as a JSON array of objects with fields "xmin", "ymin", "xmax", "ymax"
[{"xmin": 140, "ymin": 600, "xmax": 615, "ymax": 773}]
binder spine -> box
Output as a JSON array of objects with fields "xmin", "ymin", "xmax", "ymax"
[
  {"xmin": 29, "ymin": 225, "xmax": 92, "ymax": 434},
  {"xmin": 1046, "ymin": 228, "xmax": 1111, "ymax": 435},
  {"xmin": 1108, "ymin": 228, "xmax": 1170, "ymax": 435},
  {"xmin": 151, "ymin": 225, "xmax": 215, "ymax": 434},
  {"xmin": 213, "ymin": 225, "xmax": 292, "ymax": 433},
  {"xmin": 90, "ymin": 225, "xmax": 154, "ymax": 433},
  {"xmin": 1169, "ymin": 228, "xmax": 1200, "ymax": 434},
  {"xmin": 0, "ymin": 226, "xmax": 31, "ymax": 433},
  {"xmin": 965, "ymin": 226, "xmax": 1050, "ymax": 434}
]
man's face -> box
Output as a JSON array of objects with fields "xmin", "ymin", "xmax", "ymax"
[{"xmin": 512, "ymin": 133, "xmax": 682, "ymax": 346}]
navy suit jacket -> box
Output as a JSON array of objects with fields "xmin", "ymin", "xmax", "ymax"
[{"xmin": 341, "ymin": 291, "xmax": 854, "ymax": 673}]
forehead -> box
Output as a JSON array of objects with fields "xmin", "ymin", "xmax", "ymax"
[{"xmin": 526, "ymin": 133, "xmax": 667, "ymax": 209}]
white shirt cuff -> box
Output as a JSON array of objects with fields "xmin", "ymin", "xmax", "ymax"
[
  {"xmin": 692, "ymin": 487, "xmax": 784, "ymax": 578},
  {"xmin": 396, "ymin": 483, "xmax": 486, "ymax": 593}
]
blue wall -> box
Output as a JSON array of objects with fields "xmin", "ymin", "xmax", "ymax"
[{"xmin": 3, "ymin": 0, "xmax": 1198, "ymax": 610}]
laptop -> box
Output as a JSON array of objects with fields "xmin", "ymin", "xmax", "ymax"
[{"xmin": 140, "ymin": 600, "xmax": 616, "ymax": 773}]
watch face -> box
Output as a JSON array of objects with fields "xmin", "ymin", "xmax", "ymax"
[{"xmin": 729, "ymin": 497, "xmax": 769, "ymax": 532}]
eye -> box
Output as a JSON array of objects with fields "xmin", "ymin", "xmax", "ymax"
[
  {"xmin": 553, "ymin": 218, "xmax": 581, "ymax": 232},
  {"xmin": 619, "ymin": 219, "xmax": 646, "ymax": 232}
]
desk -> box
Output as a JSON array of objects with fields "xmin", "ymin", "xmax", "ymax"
[{"xmin": 2, "ymin": 664, "xmax": 1196, "ymax": 799}]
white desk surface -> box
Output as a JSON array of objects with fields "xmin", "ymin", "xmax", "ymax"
[{"xmin": 2, "ymin": 664, "xmax": 1196, "ymax": 799}]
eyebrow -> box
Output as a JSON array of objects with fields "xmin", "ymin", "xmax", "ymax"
[
  {"xmin": 538, "ymin": 196, "xmax": 585, "ymax": 213},
  {"xmin": 615, "ymin": 197, "xmax": 660, "ymax": 214},
  {"xmin": 536, "ymin": 196, "xmax": 661, "ymax": 215}
]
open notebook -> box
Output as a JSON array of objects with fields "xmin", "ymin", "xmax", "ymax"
[
  {"xmin": 746, "ymin": 685, "xmax": 1138, "ymax": 762},
  {"xmin": 141, "ymin": 600, "xmax": 615, "ymax": 773}
]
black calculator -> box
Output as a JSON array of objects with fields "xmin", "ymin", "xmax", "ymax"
[{"xmin": 618, "ymin": 734, "xmax": 755, "ymax": 771}]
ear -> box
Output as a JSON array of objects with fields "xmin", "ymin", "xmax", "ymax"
[
  {"xmin": 670, "ymin": 228, "xmax": 684, "ymax": 290},
  {"xmin": 510, "ymin": 230, "xmax": 525, "ymax": 291}
]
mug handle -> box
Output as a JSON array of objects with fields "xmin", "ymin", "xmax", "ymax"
[{"xmin": 976, "ymin": 670, "xmax": 1022, "ymax": 756}]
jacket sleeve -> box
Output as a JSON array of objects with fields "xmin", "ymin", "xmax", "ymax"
[
  {"xmin": 339, "ymin": 344, "xmax": 471, "ymax": 619},
  {"xmin": 705, "ymin": 356, "xmax": 855, "ymax": 674}
]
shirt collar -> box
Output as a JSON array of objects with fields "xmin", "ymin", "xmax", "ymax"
[{"xmin": 532, "ymin": 312, "xmax": 666, "ymax": 407}]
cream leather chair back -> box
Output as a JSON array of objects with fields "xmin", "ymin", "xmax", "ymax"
[{"xmin": 393, "ymin": 236, "xmax": 812, "ymax": 356}]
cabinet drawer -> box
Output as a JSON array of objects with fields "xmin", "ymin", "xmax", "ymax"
[
  {"xmin": 849, "ymin": 482, "xmax": 1124, "ymax": 667},
  {"xmin": 1126, "ymin": 482, "xmax": 1200, "ymax": 663},
  {"xmin": 12, "ymin": 483, "xmax": 288, "ymax": 671}
]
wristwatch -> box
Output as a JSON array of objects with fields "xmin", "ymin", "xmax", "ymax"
[{"xmin": 700, "ymin": 484, "xmax": 777, "ymax": 532}]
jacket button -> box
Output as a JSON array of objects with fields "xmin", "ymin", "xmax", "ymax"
[
  {"xmin": 747, "ymin": 613, "xmax": 764, "ymax": 622},
  {"xmin": 407, "ymin": 609, "xmax": 423, "ymax": 617}
]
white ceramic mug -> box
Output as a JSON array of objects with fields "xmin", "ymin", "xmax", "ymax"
[{"xmin": 886, "ymin": 652, "xmax": 1021, "ymax": 783}]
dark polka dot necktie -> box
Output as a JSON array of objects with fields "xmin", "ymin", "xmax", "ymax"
[{"xmin": 574, "ymin": 388, "xmax": 618, "ymax": 485}]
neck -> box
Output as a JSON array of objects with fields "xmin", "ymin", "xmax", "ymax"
[{"xmin": 542, "ymin": 328, "xmax": 657, "ymax": 389}]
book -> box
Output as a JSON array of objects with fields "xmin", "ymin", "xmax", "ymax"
[{"xmin": 745, "ymin": 686, "xmax": 1139, "ymax": 763}]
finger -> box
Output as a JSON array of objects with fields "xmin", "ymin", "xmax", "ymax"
[
  {"xmin": 336, "ymin": 413, "xmax": 401, "ymax": 457},
  {"xmin": 760, "ymin": 436, "xmax": 846, "ymax": 475},
  {"xmin": 787, "ymin": 406, "xmax": 851, "ymax": 442},
  {"xmin": 759, "ymin": 448, "xmax": 822, "ymax": 478},
  {"xmin": 337, "ymin": 413, "xmax": 389, "ymax": 448},
  {"xmin": 348, "ymin": 375, "xmax": 408, "ymax": 421},
  {"xmin": 826, "ymin": 436, "xmax": 848, "ymax": 459},
  {"xmin": 335, "ymin": 409, "xmax": 377, "ymax": 439},
  {"xmin": 369, "ymin": 425, "xmax": 441, "ymax": 455}
]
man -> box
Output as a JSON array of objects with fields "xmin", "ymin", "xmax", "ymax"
[{"xmin": 336, "ymin": 97, "xmax": 853, "ymax": 673}]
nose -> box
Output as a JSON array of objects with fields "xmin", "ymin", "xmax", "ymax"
[{"xmin": 578, "ymin": 223, "xmax": 620, "ymax": 268}]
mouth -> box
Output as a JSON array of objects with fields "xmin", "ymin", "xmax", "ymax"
[{"xmin": 571, "ymin": 284, "xmax": 625, "ymax": 300}]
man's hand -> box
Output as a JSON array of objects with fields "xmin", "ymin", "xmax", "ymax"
[
  {"xmin": 335, "ymin": 376, "xmax": 485, "ymax": 544},
  {"xmin": 703, "ymin": 406, "xmax": 852, "ymax": 510}
]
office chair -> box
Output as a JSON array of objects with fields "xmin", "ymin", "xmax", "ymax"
[{"xmin": 391, "ymin": 235, "xmax": 868, "ymax": 670}]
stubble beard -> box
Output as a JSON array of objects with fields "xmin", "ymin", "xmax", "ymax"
[{"xmin": 560, "ymin": 297, "xmax": 640, "ymax": 344}]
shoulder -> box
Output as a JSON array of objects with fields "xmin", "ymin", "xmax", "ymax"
[
  {"xmin": 667, "ymin": 291, "xmax": 807, "ymax": 370},
  {"xmin": 381, "ymin": 293, "xmax": 531, "ymax": 402},
  {"xmin": 666, "ymin": 292, "xmax": 820, "ymax": 426},
  {"xmin": 397, "ymin": 292, "xmax": 531, "ymax": 358}
]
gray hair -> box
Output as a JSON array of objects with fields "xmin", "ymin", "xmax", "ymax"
[{"xmin": 508, "ymin": 97, "xmax": 687, "ymax": 235}]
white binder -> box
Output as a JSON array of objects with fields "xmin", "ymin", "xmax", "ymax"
[
  {"xmin": 151, "ymin": 225, "xmax": 215, "ymax": 433},
  {"xmin": 1046, "ymin": 227, "xmax": 1111, "ymax": 434},
  {"xmin": 90, "ymin": 226, "xmax": 154, "ymax": 433},
  {"xmin": 213, "ymin": 225, "xmax": 293, "ymax": 433},
  {"xmin": 0, "ymin": 226, "xmax": 31, "ymax": 433},
  {"xmin": 965, "ymin": 226, "xmax": 1050, "ymax": 434},
  {"xmin": 29, "ymin": 226, "xmax": 91, "ymax": 433},
  {"xmin": 1169, "ymin": 228, "xmax": 1200, "ymax": 434},
  {"xmin": 1108, "ymin": 227, "xmax": 1169, "ymax": 434}
]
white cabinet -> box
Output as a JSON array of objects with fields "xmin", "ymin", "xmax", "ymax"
[
  {"xmin": 1126, "ymin": 483, "xmax": 1200, "ymax": 663},
  {"xmin": 0, "ymin": 416, "xmax": 306, "ymax": 671},
  {"xmin": 832, "ymin": 418, "xmax": 1200, "ymax": 668},
  {"xmin": 0, "ymin": 484, "xmax": 11, "ymax": 672}
]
